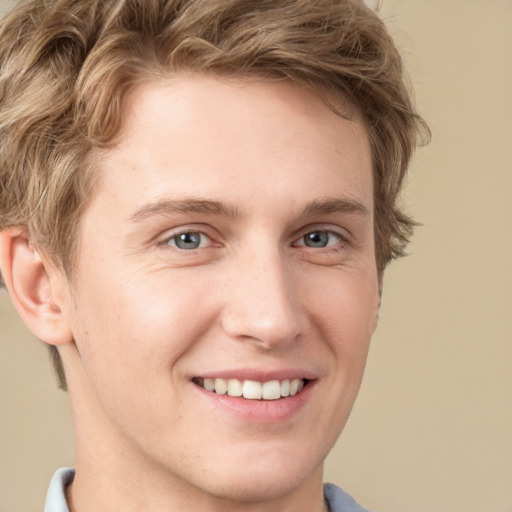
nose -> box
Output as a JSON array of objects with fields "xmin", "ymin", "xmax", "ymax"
[{"xmin": 220, "ymin": 247, "xmax": 306, "ymax": 350}]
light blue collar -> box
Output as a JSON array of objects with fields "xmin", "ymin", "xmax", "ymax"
[
  {"xmin": 44, "ymin": 468, "xmax": 370, "ymax": 512},
  {"xmin": 44, "ymin": 467, "xmax": 74, "ymax": 512}
]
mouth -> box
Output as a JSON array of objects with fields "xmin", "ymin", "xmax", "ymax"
[{"xmin": 192, "ymin": 377, "xmax": 309, "ymax": 400}]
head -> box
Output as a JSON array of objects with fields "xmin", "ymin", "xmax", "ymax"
[
  {"xmin": 0, "ymin": 0, "xmax": 426, "ymax": 390},
  {"xmin": 0, "ymin": 0, "xmax": 427, "ymax": 506}
]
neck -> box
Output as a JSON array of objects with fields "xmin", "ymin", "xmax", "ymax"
[
  {"xmin": 66, "ymin": 443, "xmax": 328, "ymax": 512},
  {"xmin": 66, "ymin": 471, "xmax": 328, "ymax": 512}
]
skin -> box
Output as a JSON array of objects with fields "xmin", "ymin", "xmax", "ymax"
[{"xmin": 1, "ymin": 74, "xmax": 380, "ymax": 512}]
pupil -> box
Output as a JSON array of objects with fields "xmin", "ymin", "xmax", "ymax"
[
  {"xmin": 305, "ymin": 232, "xmax": 328, "ymax": 248},
  {"xmin": 176, "ymin": 232, "xmax": 200, "ymax": 249}
]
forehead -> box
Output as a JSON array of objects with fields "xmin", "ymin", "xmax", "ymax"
[{"xmin": 88, "ymin": 73, "xmax": 372, "ymax": 220}]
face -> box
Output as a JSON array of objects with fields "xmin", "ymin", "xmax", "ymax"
[{"xmin": 61, "ymin": 74, "xmax": 379, "ymax": 504}]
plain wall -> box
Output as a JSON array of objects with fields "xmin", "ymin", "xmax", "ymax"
[{"xmin": 1, "ymin": 1, "xmax": 511, "ymax": 511}]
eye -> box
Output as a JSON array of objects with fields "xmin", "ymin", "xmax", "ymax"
[
  {"xmin": 166, "ymin": 231, "xmax": 211, "ymax": 250},
  {"xmin": 296, "ymin": 230, "xmax": 342, "ymax": 249}
]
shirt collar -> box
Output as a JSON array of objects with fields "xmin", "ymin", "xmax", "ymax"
[
  {"xmin": 44, "ymin": 467, "xmax": 74, "ymax": 512},
  {"xmin": 43, "ymin": 468, "xmax": 369, "ymax": 512}
]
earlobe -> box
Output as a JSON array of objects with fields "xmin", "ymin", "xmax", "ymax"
[{"xmin": 0, "ymin": 228, "xmax": 73, "ymax": 346}]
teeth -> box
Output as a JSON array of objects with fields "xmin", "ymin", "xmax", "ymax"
[
  {"xmin": 242, "ymin": 380, "xmax": 262, "ymax": 399},
  {"xmin": 289, "ymin": 378, "xmax": 300, "ymax": 396},
  {"xmin": 262, "ymin": 380, "xmax": 281, "ymax": 400},
  {"xmin": 203, "ymin": 378, "xmax": 215, "ymax": 392},
  {"xmin": 227, "ymin": 379, "xmax": 243, "ymax": 397},
  {"xmin": 214, "ymin": 378, "xmax": 227, "ymax": 395},
  {"xmin": 197, "ymin": 377, "xmax": 306, "ymax": 400}
]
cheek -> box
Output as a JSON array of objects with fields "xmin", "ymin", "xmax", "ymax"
[
  {"xmin": 70, "ymin": 268, "xmax": 218, "ymax": 384},
  {"xmin": 306, "ymin": 267, "xmax": 379, "ymax": 407},
  {"xmin": 308, "ymin": 267, "xmax": 380, "ymax": 344}
]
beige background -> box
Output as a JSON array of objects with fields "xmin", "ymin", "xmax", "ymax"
[{"xmin": 1, "ymin": 0, "xmax": 511, "ymax": 511}]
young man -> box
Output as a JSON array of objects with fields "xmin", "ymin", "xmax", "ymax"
[{"xmin": 0, "ymin": 1, "xmax": 427, "ymax": 511}]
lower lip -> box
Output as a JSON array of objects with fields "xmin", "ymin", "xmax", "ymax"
[{"xmin": 192, "ymin": 381, "xmax": 315, "ymax": 424}]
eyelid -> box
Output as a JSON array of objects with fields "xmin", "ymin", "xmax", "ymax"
[
  {"xmin": 294, "ymin": 231, "xmax": 341, "ymax": 248},
  {"xmin": 167, "ymin": 231, "xmax": 211, "ymax": 250},
  {"xmin": 292, "ymin": 225, "xmax": 351, "ymax": 247},
  {"xmin": 157, "ymin": 224, "xmax": 220, "ymax": 249}
]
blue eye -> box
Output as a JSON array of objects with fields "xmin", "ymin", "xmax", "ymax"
[
  {"xmin": 167, "ymin": 231, "xmax": 209, "ymax": 250},
  {"xmin": 300, "ymin": 231, "xmax": 341, "ymax": 248}
]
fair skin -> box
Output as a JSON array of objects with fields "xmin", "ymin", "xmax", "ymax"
[{"xmin": 0, "ymin": 74, "xmax": 379, "ymax": 512}]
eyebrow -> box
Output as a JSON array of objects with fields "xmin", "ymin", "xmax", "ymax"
[
  {"xmin": 129, "ymin": 198, "xmax": 241, "ymax": 222},
  {"xmin": 301, "ymin": 197, "xmax": 370, "ymax": 218},
  {"xmin": 128, "ymin": 196, "xmax": 370, "ymax": 223}
]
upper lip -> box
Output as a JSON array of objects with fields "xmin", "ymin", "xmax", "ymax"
[{"xmin": 191, "ymin": 368, "xmax": 318, "ymax": 382}]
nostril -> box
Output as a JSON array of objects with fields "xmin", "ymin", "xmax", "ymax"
[{"xmin": 220, "ymin": 307, "xmax": 303, "ymax": 349}]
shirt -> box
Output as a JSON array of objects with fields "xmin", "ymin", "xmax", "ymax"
[{"xmin": 44, "ymin": 467, "xmax": 371, "ymax": 512}]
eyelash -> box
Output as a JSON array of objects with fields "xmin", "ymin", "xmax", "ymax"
[
  {"xmin": 162, "ymin": 230, "xmax": 213, "ymax": 251},
  {"xmin": 293, "ymin": 230, "xmax": 345, "ymax": 250},
  {"xmin": 160, "ymin": 227, "xmax": 348, "ymax": 253}
]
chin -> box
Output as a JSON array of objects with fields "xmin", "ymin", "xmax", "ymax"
[
  {"xmin": 203, "ymin": 471, "xmax": 312, "ymax": 504},
  {"xmin": 188, "ymin": 446, "xmax": 325, "ymax": 504}
]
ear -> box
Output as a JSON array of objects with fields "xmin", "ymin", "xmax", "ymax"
[
  {"xmin": 0, "ymin": 228, "xmax": 73, "ymax": 346},
  {"xmin": 369, "ymin": 274, "xmax": 383, "ymax": 335}
]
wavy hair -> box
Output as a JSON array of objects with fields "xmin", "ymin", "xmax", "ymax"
[{"xmin": 0, "ymin": 0, "xmax": 429, "ymax": 389}]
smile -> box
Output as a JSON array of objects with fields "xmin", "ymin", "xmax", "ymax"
[{"xmin": 192, "ymin": 377, "xmax": 307, "ymax": 400}]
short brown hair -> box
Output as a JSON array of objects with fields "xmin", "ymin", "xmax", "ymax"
[{"xmin": 0, "ymin": 0, "xmax": 429, "ymax": 389}]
